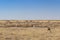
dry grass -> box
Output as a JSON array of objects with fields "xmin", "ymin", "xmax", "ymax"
[
  {"xmin": 0, "ymin": 20, "xmax": 60, "ymax": 28},
  {"xmin": 0, "ymin": 27, "xmax": 48, "ymax": 40},
  {"xmin": 0, "ymin": 27, "xmax": 60, "ymax": 40},
  {"xmin": 0, "ymin": 20, "xmax": 60, "ymax": 40}
]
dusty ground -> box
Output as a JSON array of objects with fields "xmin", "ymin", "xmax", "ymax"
[{"xmin": 0, "ymin": 27, "xmax": 60, "ymax": 40}]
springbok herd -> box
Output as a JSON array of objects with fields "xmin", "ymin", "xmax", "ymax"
[{"xmin": 0, "ymin": 20, "xmax": 60, "ymax": 40}]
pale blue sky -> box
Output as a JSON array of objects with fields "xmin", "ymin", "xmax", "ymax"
[{"xmin": 0, "ymin": 0, "xmax": 60, "ymax": 20}]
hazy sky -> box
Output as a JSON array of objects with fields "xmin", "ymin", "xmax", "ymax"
[{"xmin": 0, "ymin": 0, "xmax": 60, "ymax": 20}]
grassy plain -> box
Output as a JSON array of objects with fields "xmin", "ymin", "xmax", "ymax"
[
  {"xmin": 0, "ymin": 20, "xmax": 60, "ymax": 40},
  {"xmin": 0, "ymin": 27, "xmax": 60, "ymax": 40}
]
